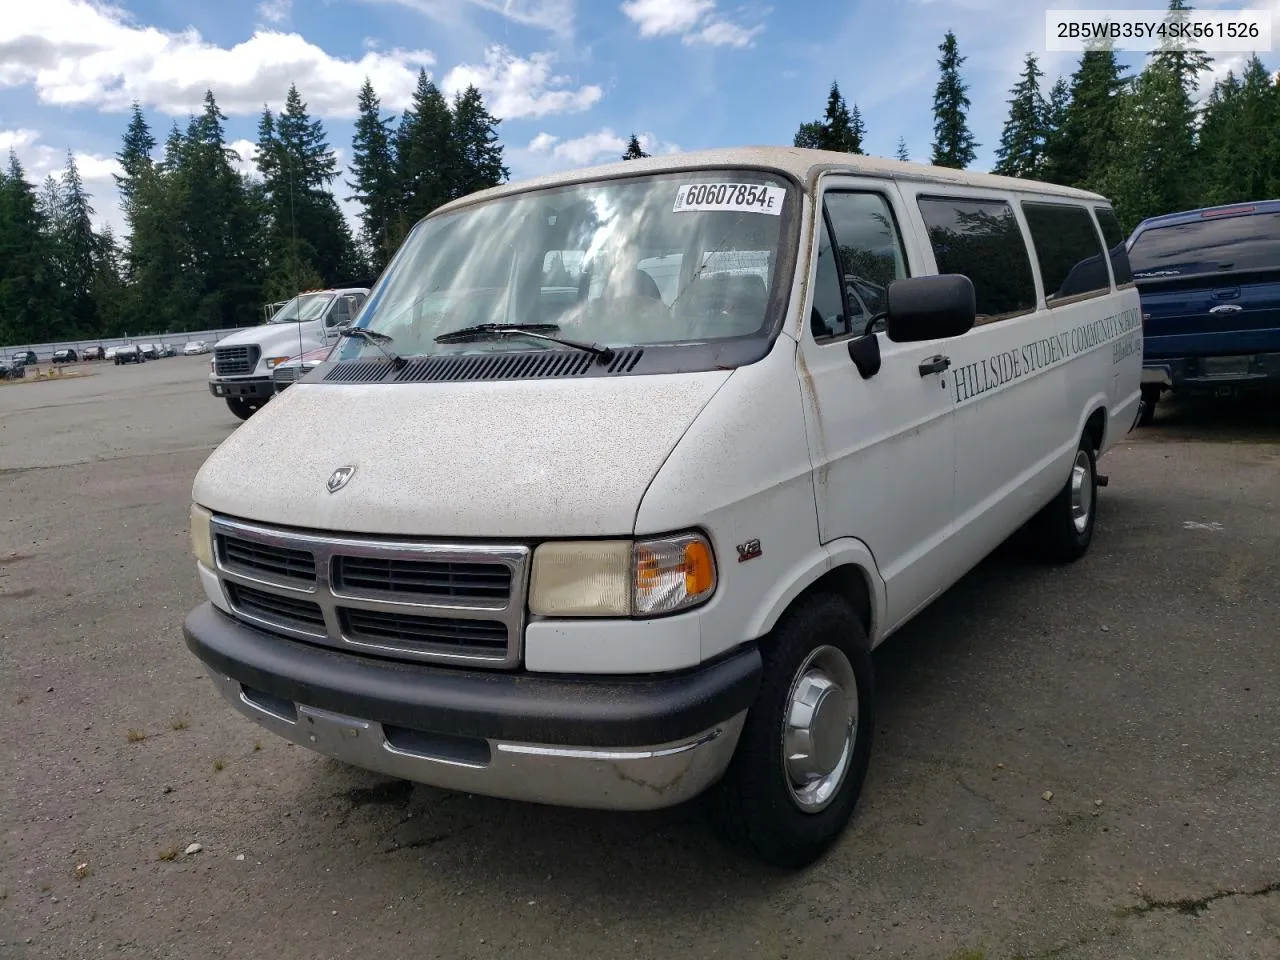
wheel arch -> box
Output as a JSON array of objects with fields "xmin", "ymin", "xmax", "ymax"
[{"xmin": 743, "ymin": 538, "xmax": 886, "ymax": 649}]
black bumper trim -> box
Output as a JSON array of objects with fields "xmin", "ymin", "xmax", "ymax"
[
  {"xmin": 183, "ymin": 603, "xmax": 762, "ymax": 748},
  {"xmin": 209, "ymin": 378, "xmax": 274, "ymax": 400}
]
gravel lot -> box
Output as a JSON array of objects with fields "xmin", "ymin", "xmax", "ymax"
[{"xmin": 2, "ymin": 358, "xmax": 1278, "ymax": 960}]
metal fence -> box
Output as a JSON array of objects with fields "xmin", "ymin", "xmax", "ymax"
[{"xmin": 1, "ymin": 327, "xmax": 257, "ymax": 361}]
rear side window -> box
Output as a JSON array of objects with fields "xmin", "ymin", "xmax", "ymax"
[
  {"xmin": 1093, "ymin": 206, "xmax": 1133, "ymax": 285},
  {"xmin": 1128, "ymin": 209, "xmax": 1280, "ymax": 279},
  {"xmin": 917, "ymin": 196, "xmax": 1037, "ymax": 321},
  {"xmin": 1022, "ymin": 201, "xmax": 1111, "ymax": 302}
]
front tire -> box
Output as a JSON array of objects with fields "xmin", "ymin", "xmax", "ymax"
[
  {"xmin": 226, "ymin": 397, "xmax": 262, "ymax": 421},
  {"xmin": 1027, "ymin": 435, "xmax": 1097, "ymax": 564},
  {"xmin": 709, "ymin": 591, "xmax": 875, "ymax": 869}
]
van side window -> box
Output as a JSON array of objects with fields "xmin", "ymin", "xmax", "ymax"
[
  {"xmin": 1022, "ymin": 201, "xmax": 1111, "ymax": 303},
  {"xmin": 810, "ymin": 215, "xmax": 848, "ymax": 339},
  {"xmin": 825, "ymin": 191, "xmax": 910, "ymax": 334},
  {"xmin": 1093, "ymin": 206, "xmax": 1134, "ymax": 286},
  {"xmin": 916, "ymin": 196, "xmax": 1037, "ymax": 322}
]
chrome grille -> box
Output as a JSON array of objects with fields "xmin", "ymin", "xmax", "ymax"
[
  {"xmin": 214, "ymin": 345, "xmax": 260, "ymax": 376},
  {"xmin": 210, "ymin": 514, "xmax": 529, "ymax": 669},
  {"xmin": 333, "ymin": 555, "xmax": 511, "ymax": 600},
  {"xmin": 273, "ymin": 365, "xmax": 299, "ymax": 384}
]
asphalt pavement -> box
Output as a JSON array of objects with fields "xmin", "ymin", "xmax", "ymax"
[{"xmin": 2, "ymin": 358, "xmax": 1277, "ymax": 960}]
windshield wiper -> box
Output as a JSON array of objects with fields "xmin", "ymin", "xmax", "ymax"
[
  {"xmin": 433, "ymin": 323, "xmax": 615, "ymax": 363},
  {"xmin": 337, "ymin": 326, "xmax": 407, "ymax": 370}
]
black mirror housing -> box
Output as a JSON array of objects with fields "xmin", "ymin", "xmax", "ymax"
[{"xmin": 884, "ymin": 274, "xmax": 976, "ymax": 343}]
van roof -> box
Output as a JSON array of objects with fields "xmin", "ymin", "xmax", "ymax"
[
  {"xmin": 1132, "ymin": 198, "xmax": 1280, "ymax": 232},
  {"xmin": 430, "ymin": 145, "xmax": 1111, "ymax": 218}
]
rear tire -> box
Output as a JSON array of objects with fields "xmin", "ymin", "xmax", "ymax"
[
  {"xmin": 1138, "ymin": 386, "xmax": 1160, "ymax": 426},
  {"xmin": 708, "ymin": 591, "xmax": 875, "ymax": 869},
  {"xmin": 226, "ymin": 397, "xmax": 262, "ymax": 421},
  {"xmin": 1027, "ymin": 435, "xmax": 1097, "ymax": 564}
]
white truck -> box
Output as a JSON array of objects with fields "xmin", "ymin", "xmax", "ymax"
[
  {"xmin": 208, "ymin": 287, "xmax": 369, "ymax": 420},
  {"xmin": 184, "ymin": 147, "xmax": 1143, "ymax": 867}
]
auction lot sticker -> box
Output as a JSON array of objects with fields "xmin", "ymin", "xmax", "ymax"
[{"xmin": 673, "ymin": 183, "xmax": 786, "ymax": 215}]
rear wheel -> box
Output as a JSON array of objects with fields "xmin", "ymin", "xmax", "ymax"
[
  {"xmin": 708, "ymin": 591, "xmax": 875, "ymax": 869},
  {"xmin": 1027, "ymin": 435, "xmax": 1097, "ymax": 564},
  {"xmin": 226, "ymin": 397, "xmax": 262, "ymax": 421},
  {"xmin": 1138, "ymin": 385, "xmax": 1160, "ymax": 426}
]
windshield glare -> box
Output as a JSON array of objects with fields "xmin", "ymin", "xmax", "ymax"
[
  {"xmin": 269, "ymin": 293, "xmax": 334, "ymax": 323},
  {"xmin": 338, "ymin": 171, "xmax": 796, "ymax": 361}
]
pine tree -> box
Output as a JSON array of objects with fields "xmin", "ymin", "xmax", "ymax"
[
  {"xmin": 114, "ymin": 102, "xmax": 156, "ymax": 223},
  {"xmin": 931, "ymin": 30, "xmax": 978, "ymax": 168},
  {"xmin": 450, "ymin": 84, "xmax": 509, "ymax": 196},
  {"xmin": 622, "ymin": 133, "xmax": 649, "ymax": 159},
  {"xmin": 347, "ymin": 78, "xmax": 398, "ymax": 274},
  {"xmin": 392, "ymin": 69, "xmax": 455, "ymax": 241},
  {"xmin": 1043, "ymin": 41, "xmax": 1129, "ymax": 191},
  {"xmin": 58, "ymin": 153, "xmax": 100, "ymax": 335},
  {"xmin": 895, "ymin": 137, "xmax": 910, "ymax": 162},
  {"xmin": 1197, "ymin": 56, "xmax": 1278, "ymax": 205},
  {"xmin": 793, "ymin": 81, "xmax": 864, "ymax": 153},
  {"xmin": 1039, "ymin": 77, "xmax": 1071, "ymax": 181},
  {"xmin": 992, "ymin": 53, "xmax": 1047, "ymax": 179},
  {"xmin": 0, "ymin": 153, "xmax": 58, "ymax": 345}
]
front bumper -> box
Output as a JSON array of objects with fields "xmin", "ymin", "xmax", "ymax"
[
  {"xmin": 183, "ymin": 603, "xmax": 760, "ymax": 811},
  {"xmin": 209, "ymin": 376, "xmax": 274, "ymax": 400}
]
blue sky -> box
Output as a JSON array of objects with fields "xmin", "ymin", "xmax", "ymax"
[{"xmin": 1, "ymin": 0, "xmax": 1277, "ymax": 235}]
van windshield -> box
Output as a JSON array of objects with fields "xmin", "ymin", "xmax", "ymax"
[
  {"xmin": 338, "ymin": 170, "xmax": 797, "ymax": 361},
  {"xmin": 268, "ymin": 293, "xmax": 334, "ymax": 323},
  {"xmin": 1129, "ymin": 210, "xmax": 1280, "ymax": 279}
]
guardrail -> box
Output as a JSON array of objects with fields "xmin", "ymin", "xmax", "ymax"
[{"xmin": 1, "ymin": 327, "xmax": 257, "ymax": 362}]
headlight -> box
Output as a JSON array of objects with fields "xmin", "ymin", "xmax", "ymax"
[
  {"xmin": 528, "ymin": 532, "xmax": 717, "ymax": 618},
  {"xmin": 190, "ymin": 504, "xmax": 214, "ymax": 568},
  {"xmin": 265, "ymin": 356, "xmax": 291, "ymax": 369}
]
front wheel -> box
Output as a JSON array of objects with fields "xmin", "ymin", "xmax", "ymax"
[
  {"xmin": 226, "ymin": 397, "xmax": 262, "ymax": 421},
  {"xmin": 708, "ymin": 591, "xmax": 875, "ymax": 869}
]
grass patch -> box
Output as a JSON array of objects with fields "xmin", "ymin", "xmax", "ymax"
[
  {"xmin": 253, "ymin": 741, "xmax": 262, "ymax": 752},
  {"xmin": 948, "ymin": 950, "xmax": 988, "ymax": 960},
  {"xmin": 157, "ymin": 846, "xmax": 179, "ymax": 862},
  {"xmin": 212, "ymin": 758, "xmax": 225, "ymax": 772},
  {"xmin": 170, "ymin": 716, "xmax": 189, "ymax": 731},
  {"xmin": 126, "ymin": 729, "xmax": 146, "ymax": 743}
]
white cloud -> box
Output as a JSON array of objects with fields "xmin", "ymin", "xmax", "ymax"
[
  {"xmin": 442, "ymin": 46, "xmax": 603, "ymax": 120},
  {"xmin": 361, "ymin": 0, "xmax": 575, "ymax": 39},
  {"xmin": 526, "ymin": 127, "xmax": 681, "ymax": 166},
  {"xmin": 1, "ymin": 128, "xmax": 125, "ymax": 232},
  {"xmin": 228, "ymin": 139, "xmax": 259, "ymax": 177},
  {"xmin": 0, "ymin": 0, "xmax": 435, "ymax": 118},
  {"xmin": 257, "ymin": 0, "xmax": 293, "ymax": 25},
  {"xmin": 619, "ymin": 0, "xmax": 764, "ymax": 47}
]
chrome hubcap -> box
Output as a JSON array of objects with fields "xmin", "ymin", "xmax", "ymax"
[
  {"xmin": 782, "ymin": 644, "xmax": 858, "ymax": 813},
  {"xmin": 1070, "ymin": 449, "xmax": 1093, "ymax": 534}
]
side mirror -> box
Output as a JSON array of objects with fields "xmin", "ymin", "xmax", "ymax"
[{"xmin": 884, "ymin": 274, "xmax": 976, "ymax": 343}]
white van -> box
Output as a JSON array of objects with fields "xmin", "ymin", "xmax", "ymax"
[
  {"xmin": 184, "ymin": 147, "xmax": 1144, "ymax": 867},
  {"xmin": 208, "ymin": 287, "xmax": 369, "ymax": 420}
]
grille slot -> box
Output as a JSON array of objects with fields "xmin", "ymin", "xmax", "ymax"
[
  {"xmin": 273, "ymin": 366, "xmax": 298, "ymax": 384},
  {"xmin": 218, "ymin": 534, "xmax": 316, "ymax": 583},
  {"xmin": 322, "ymin": 360, "xmax": 395, "ymax": 383},
  {"xmin": 341, "ymin": 609, "xmax": 508, "ymax": 655},
  {"xmin": 391, "ymin": 348, "xmax": 646, "ymax": 384},
  {"xmin": 227, "ymin": 583, "xmax": 326, "ymax": 630},
  {"xmin": 334, "ymin": 555, "xmax": 511, "ymax": 600},
  {"xmin": 214, "ymin": 345, "xmax": 261, "ymax": 377}
]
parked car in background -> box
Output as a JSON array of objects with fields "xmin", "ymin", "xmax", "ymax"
[
  {"xmin": 52, "ymin": 348, "xmax": 79, "ymax": 364},
  {"xmin": 11, "ymin": 350, "xmax": 37, "ymax": 367},
  {"xmin": 137, "ymin": 343, "xmax": 159, "ymax": 359},
  {"xmin": 115, "ymin": 344, "xmax": 145, "ymax": 365},
  {"xmin": 271, "ymin": 344, "xmax": 333, "ymax": 394},
  {"xmin": 183, "ymin": 340, "xmax": 210, "ymax": 356},
  {"xmin": 208, "ymin": 286, "xmax": 369, "ymax": 420},
  {"xmin": 1128, "ymin": 200, "xmax": 1280, "ymax": 423},
  {"xmin": 0, "ymin": 358, "xmax": 21, "ymax": 380},
  {"xmin": 104, "ymin": 346, "xmax": 119, "ymax": 361},
  {"xmin": 82, "ymin": 346, "xmax": 106, "ymax": 361}
]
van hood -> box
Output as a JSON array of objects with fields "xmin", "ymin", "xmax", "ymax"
[{"xmin": 192, "ymin": 371, "xmax": 733, "ymax": 538}]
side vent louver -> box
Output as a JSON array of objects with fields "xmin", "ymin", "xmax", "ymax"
[
  {"xmin": 392, "ymin": 348, "xmax": 645, "ymax": 384},
  {"xmin": 322, "ymin": 360, "xmax": 396, "ymax": 383}
]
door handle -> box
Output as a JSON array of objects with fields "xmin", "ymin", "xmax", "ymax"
[
  {"xmin": 1209, "ymin": 304, "xmax": 1242, "ymax": 314},
  {"xmin": 918, "ymin": 355, "xmax": 951, "ymax": 376}
]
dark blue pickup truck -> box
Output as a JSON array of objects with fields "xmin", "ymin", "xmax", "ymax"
[{"xmin": 1127, "ymin": 200, "xmax": 1280, "ymax": 424}]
